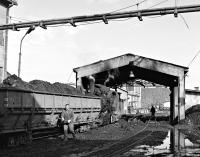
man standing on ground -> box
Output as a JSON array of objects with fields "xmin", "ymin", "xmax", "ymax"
[
  {"xmin": 61, "ymin": 104, "xmax": 76, "ymax": 141},
  {"xmin": 150, "ymin": 105, "xmax": 156, "ymax": 120}
]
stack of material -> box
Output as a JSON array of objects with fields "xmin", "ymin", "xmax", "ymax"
[
  {"xmin": 0, "ymin": 74, "xmax": 83, "ymax": 96},
  {"xmin": 0, "ymin": 75, "xmax": 116, "ymax": 97},
  {"xmin": 0, "ymin": 74, "xmax": 32, "ymax": 90},
  {"xmin": 185, "ymin": 104, "xmax": 200, "ymax": 115}
]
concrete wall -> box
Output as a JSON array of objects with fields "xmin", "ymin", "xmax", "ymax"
[
  {"xmin": 0, "ymin": 3, "xmax": 8, "ymax": 83},
  {"xmin": 185, "ymin": 89, "xmax": 200, "ymax": 110}
]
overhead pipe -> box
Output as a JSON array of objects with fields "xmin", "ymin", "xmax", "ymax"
[{"xmin": 0, "ymin": 4, "xmax": 200, "ymax": 30}]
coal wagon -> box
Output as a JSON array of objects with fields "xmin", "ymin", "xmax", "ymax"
[{"xmin": 0, "ymin": 87, "xmax": 101, "ymax": 146}]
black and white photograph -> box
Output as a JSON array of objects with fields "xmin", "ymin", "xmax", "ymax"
[{"xmin": 0, "ymin": 0, "xmax": 200, "ymax": 156}]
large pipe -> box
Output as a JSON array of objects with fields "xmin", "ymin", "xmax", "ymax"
[{"xmin": 0, "ymin": 4, "xmax": 200, "ymax": 30}]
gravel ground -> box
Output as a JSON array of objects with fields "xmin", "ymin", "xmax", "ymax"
[
  {"xmin": 1, "ymin": 120, "xmax": 199, "ymax": 157},
  {"xmin": 0, "ymin": 120, "xmax": 172, "ymax": 157},
  {"xmin": 1, "ymin": 115, "xmax": 199, "ymax": 157}
]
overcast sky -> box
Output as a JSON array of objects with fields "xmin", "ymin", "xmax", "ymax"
[{"xmin": 7, "ymin": 0, "xmax": 200, "ymax": 89}]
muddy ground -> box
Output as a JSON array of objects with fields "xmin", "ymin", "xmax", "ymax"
[{"xmin": 1, "ymin": 120, "xmax": 200, "ymax": 157}]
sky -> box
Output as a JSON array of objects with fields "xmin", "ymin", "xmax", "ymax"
[{"xmin": 7, "ymin": 0, "xmax": 200, "ymax": 89}]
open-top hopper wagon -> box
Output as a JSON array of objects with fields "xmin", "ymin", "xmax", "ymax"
[{"xmin": 0, "ymin": 87, "xmax": 101, "ymax": 146}]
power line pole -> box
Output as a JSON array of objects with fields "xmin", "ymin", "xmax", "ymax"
[{"xmin": 0, "ymin": 4, "xmax": 200, "ymax": 30}]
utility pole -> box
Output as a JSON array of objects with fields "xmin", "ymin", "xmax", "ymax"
[{"xmin": 0, "ymin": 4, "xmax": 200, "ymax": 30}]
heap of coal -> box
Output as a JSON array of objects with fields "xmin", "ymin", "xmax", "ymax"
[
  {"xmin": 0, "ymin": 74, "xmax": 83, "ymax": 95},
  {"xmin": 185, "ymin": 104, "xmax": 200, "ymax": 126},
  {"xmin": 1, "ymin": 74, "xmax": 32, "ymax": 90},
  {"xmin": 0, "ymin": 75, "xmax": 112, "ymax": 97},
  {"xmin": 185, "ymin": 104, "xmax": 200, "ymax": 116}
]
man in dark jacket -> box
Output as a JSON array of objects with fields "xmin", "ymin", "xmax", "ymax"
[
  {"xmin": 150, "ymin": 105, "xmax": 156, "ymax": 120},
  {"xmin": 61, "ymin": 104, "xmax": 75, "ymax": 141}
]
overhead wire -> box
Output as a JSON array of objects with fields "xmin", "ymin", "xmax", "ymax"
[
  {"xmin": 9, "ymin": 16, "xmax": 32, "ymax": 22},
  {"xmin": 146, "ymin": 15, "xmax": 163, "ymax": 18},
  {"xmin": 147, "ymin": 0, "xmax": 169, "ymax": 9},
  {"xmin": 37, "ymin": 0, "xmax": 150, "ymax": 28},
  {"xmin": 111, "ymin": 0, "xmax": 171, "ymax": 21},
  {"xmin": 109, "ymin": 0, "xmax": 148, "ymax": 13},
  {"xmin": 104, "ymin": 0, "xmax": 170, "ymax": 23},
  {"xmin": 110, "ymin": 17, "xmax": 134, "ymax": 23},
  {"xmin": 76, "ymin": 21, "xmax": 103, "ymax": 26},
  {"xmin": 54, "ymin": 0, "xmax": 194, "ymax": 32},
  {"xmin": 48, "ymin": 24, "xmax": 70, "ymax": 28},
  {"xmin": 67, "ymin": 71, "xmax": 73, "ymax": 83},
  {"xmin": 187, "ymin": 49, "xmax": 200, "ymax": 67},
  {"xmin": 9, "ymin": 18, "xmax": 22, "ymax": 23},
  {"xmin": 146, "ymin": 0, "xmax": 190, "ymax": 29},
  {"xmin": 109, "ymin": 0, "xmax": 170, "ymax": 22},
  {"xmin": 179, "ymin": 14, "xmax": 190, "ymax": 29},
  {"xmin": 175, "ymin": 0, "xmax": 190, "ymax": 29}
]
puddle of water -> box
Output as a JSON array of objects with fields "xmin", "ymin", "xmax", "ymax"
[{"xmin": 123, "ymin": 128, "xmax": 200, "ymax": 157}]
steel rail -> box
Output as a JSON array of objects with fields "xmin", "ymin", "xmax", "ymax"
[
  {"xmin": 103, "ymin": 117, "xmax": 156, "ymax": 157},
  {"xmin": 84, "ymin": 116, "xmax": 157, "ymax": 157},
  {"xmin": 0, "ymin": 4, "xmax": 200, "ymax": 30}
]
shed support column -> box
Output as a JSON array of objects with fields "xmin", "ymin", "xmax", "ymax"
[
  {"xmin": 170, "ymin": 87, "xmax": 174, "ymax": 124},
  {"xmin": 178, "ymin": 76, "xmax": 185, "ymax": 121},
  {"xmin": 174, "ymin": 87, "xmax": 179, "ymax": 121},
  {"xmin": 170, "ymin": 86, "xmax": 178, "ymax": 124}
]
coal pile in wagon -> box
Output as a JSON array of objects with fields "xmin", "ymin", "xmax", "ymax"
[
  {"xmin": 0, "ymin": 75, "xmax": 111, "ymax": 97},
  {"xmin": 0, "ymin": 74, "xmax": 83, "ymax": 95},
  {"xmin": 0, "ymin": 74, "xmax": 32, "ymax": 90}
]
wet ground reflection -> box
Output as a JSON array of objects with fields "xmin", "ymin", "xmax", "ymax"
[{"xmin": 122, "ymin": 128, "xmax": 200, "ymax": 157}]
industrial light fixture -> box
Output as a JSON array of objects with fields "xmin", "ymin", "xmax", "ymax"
[{"xmin": 129, "ymin": 70, "xmax": 135, "ymax": 78}]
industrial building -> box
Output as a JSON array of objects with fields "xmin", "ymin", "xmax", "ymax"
[
  {"xmin": 0, "ymin": 0, "xmax": 17, "ymax": 83},
  {"xmin": 73, "ymin": 53, "xmax": 188, "ymax": 123}
]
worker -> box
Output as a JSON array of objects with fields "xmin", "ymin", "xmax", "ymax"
[
  {"xmin": 61, "ymin": 103, "xmax": 76, "ymax": 141},
  {"xmin": 150, "ymin": 105, "xmax": 156, "ymax": 120}
]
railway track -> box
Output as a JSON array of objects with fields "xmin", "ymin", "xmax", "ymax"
[
  {"xmin": 32, "ymin": 127, "xmax": 62, "ymax": 140},
  {"xmin": 83, "ymin": 117, "xmax": 157, "ymax": 157},
  {"xmin": 3, "ymin": 119, "xmax": 100, "ymax": 147}
]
